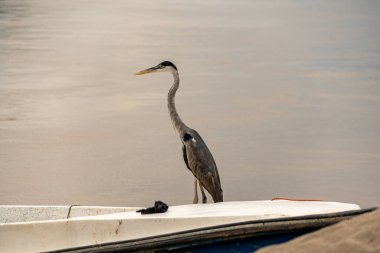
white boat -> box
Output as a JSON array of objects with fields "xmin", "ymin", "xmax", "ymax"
[{"xmin": 0, "ymin": 200, "xmax": 374, "ymax": 252}]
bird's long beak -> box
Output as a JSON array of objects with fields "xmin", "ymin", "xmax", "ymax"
[{"xmin": 134, "ymin": 66, "xmax": 158, "ymax": 75}]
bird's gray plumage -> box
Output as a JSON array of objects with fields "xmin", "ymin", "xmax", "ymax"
[
  {"xmin": 135, "ymin": 61, "xmax": 223, "ymax": 203},
  {"xmin": 181, "ymin": 130, "xmax": 223, "ymax": 202}
]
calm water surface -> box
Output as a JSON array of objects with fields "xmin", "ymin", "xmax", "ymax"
[{"xmin": 1, "ymin": 0, "xmax": 379, "ymax": 207}]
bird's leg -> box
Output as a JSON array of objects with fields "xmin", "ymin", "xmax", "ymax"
[
  {"xmin": 193, "ymin": 178, "xmax": 199, "ymax": 204},
  {"xmin": 199, "ymin": 181, "xmax": 207, "ymax": 203}
]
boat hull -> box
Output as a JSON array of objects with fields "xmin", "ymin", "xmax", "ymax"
[
  {"xmin": 0, "ymin": 200, "xmax": 371, "ymax": 252},
  {"xmin": 58, "ymin": 208, "xmax": 373, "ymax": 253}
]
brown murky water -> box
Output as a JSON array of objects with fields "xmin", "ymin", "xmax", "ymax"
[{"xmin": 1, "ymin": 0, "xmax": 379, "ymax": 208}]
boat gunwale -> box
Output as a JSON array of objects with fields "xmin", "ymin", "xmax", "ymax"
[{"xmin": 46, "ymin": 207, "xmax": 377, "ymax": 253}]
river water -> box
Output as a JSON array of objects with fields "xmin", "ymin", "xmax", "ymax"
[{"xmin": 1, "ymin": 0, "xmax": 379, "ymax": 208}]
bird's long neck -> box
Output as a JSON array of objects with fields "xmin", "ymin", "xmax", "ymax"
[{"xmin": 168, "ymin": 70, "xmax": 188, "ymax": 136}]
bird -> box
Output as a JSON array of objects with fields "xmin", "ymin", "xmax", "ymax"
[{"xmin": 135, "ymin": 61, "xmax": 223, "ymax": 204}]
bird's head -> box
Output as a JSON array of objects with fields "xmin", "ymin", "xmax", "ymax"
[{"xmin": 134, "ymin": 61, "xmax": 177, "ymax": 75}]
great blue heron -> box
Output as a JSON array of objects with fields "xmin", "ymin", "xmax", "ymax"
[{"xmin": 135, "ymin": 61, "xmax": 223, "ymax": 204}]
